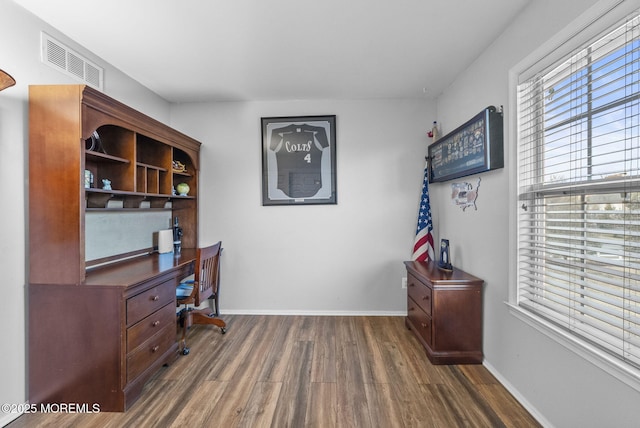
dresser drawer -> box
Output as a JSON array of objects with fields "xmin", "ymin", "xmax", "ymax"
[
  {"xmin": 127, "ymin": 303, "xmax": 175, "ymax": 352},
  {"xmin": 127, "ymin": 279, "xmax": 176, "ymax": 325},
  {"xmin": 407, "ymin": 296, "xmax": 432, "ymax": 346},
  {"xmin": 407, "ymin": 298, "xmax": 432, "ymax": 346},
  {"xmin": 127, "ymin": 323, "xmax": 175, "ymax": 382},
  {"xmin": 407, "ymin": 273, "xmax": 432, "ymax": 316}
]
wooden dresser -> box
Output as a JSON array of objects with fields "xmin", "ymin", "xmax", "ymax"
[
  {"xmin": 404, "ymin": 261, "xmax": 484, "ymax": 365},
  {"xmin": 28, "ymin": 85, "xmax": 201, "ymax": 411}
]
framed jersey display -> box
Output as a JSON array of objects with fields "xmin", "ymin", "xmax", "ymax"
[{"xmin": 261, "ymin": 115, "xmax": 337, "ymax": 206}]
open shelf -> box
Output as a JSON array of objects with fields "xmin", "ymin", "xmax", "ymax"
[{"xmin": 85, "ymin": 188, "xmax": 193, "ymax": 209}]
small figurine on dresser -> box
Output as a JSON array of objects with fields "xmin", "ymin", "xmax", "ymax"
[
  {"xmin": 438, "ymin": 239, "xmax": 452, "ymax": 271},
  {"xmin": 102, "ymin": 179, "xmax": 112, "ymax": 190}
]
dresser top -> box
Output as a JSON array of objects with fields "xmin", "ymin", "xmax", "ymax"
[{"xmin": 404, "ymin": 260, "xmax": 483, "ymax": 287}]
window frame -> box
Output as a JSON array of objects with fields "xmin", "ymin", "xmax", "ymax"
[{"xmin": 508, "ymin": 1, "xmax": 640, "ymax": 393}]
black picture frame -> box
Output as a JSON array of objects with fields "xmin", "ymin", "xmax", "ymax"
[
  {"xmin": 261, "ymin": 115, "xmax": 337, "ymax": 206},
  {"xmin": 428, "ymin": 106, "xmax": 503, "ymax": 183}
]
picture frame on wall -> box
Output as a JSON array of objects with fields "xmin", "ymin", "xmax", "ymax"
[
  {"xmin": 261, "ymin": 115, "xmax": 337, "ymax": 206},
  {"xmin": 428, "ymin": 106, "xmax": 503, "ymax": 183}
]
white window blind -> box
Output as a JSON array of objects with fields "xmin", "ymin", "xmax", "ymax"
[{"xmin": 517, "ymin": 12, "xmax": 640, "ymax": 369}]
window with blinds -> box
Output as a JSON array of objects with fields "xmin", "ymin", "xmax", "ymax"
[{"xmin": 517, "ymin": 13, "xmax": 640, "ymax": 369}]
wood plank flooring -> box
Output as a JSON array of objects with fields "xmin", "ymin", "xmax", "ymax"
[{"xmin": 8, "ymin": 315, "xmax": 541, "ymax": 428}]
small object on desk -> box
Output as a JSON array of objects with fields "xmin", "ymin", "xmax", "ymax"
[
  {"xmin": 173, "ymin": 216, "xmax": 183, "ymax": 254},
  {"xmin": 438, "ymin": 239, "xmax": 452, "ymax": 271},
  {"xmin": 156, "ymin": 229, "xmax": 173, "ymax": 254}
]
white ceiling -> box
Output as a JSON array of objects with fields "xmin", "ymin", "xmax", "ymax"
[{"xmin": 13, "ymin": 0, "xmax": 530, "ymax": 103}]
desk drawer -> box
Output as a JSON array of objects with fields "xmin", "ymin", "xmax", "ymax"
[
  {"xmin": 407, "ymin": 273, "xmax": 432, "ymax": 316},
  {"xmin": 407, "ymin": 296, "xmax": 432, "ymax": 346},
  {"xmin": 127, "ymin": 303, "xmax": 175, "ymax": 352},
  {"xmin": 127, "ymin": 279, "xmax": 175, "ymax": 325},
  {"xmin": 127, "ymin": 323, "xmax": 174, "ymax": 382}
]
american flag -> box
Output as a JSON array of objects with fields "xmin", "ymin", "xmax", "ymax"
[{"xmin": 412, "ymin": 161, "xmax": 435, "ymax": 261}]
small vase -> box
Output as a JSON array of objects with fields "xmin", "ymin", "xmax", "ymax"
[{"xmin": 176, "ymin": 183, "xmax": 190, "ymax": 196}]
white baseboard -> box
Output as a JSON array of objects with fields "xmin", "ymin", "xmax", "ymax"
[
  {"xmin": 482, "ymin": 360, "xmax": 553, "ymax": 428},
  {"xmin": 1, "ymin": 408, "xmax": 23, "ymax": 427},
  {"xmin": 219, "ymin": 310, "xmax": 407, "ymax": 316}
]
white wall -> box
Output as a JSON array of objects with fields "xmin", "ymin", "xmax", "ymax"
[
  {"xmin": 170, "ymin": 98, "xmax": 433, "ymax": 314},
  {"xmin": 0, "ymin": 2, "xmax": 172, "ymax": 426},
  {"xmin": 434, "ymin": 0, "xmax": 640, "ymax": 426}
]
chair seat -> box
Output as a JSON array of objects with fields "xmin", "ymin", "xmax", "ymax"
[{"xmin": 176, "ymin": 274, "xmax": 195, "ymax": 299}]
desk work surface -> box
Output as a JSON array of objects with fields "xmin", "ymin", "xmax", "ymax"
[{"xmin": 84, "ymin": 249, "xmax": 196, "ymax": 287}]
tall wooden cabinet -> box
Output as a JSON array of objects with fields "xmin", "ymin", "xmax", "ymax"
[
  {"xmin": 28, "ymin": 85, "xmax": 202, "ymax": 411},
  {"xmin": 404, "ymin": 261, "xmax": 484, "ymax": 365}
]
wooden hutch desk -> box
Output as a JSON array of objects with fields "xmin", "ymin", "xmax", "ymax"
[{"xmin": 28, "ymin": 85, "xmax": 201, "ymax": 411}]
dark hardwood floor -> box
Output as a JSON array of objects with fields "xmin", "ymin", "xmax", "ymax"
[{"xmin": 8, "ymin": 315, "xmax": 541, "ymax": 427}]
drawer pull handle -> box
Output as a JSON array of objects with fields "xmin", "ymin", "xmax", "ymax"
[
  {"xmin": 421, "ymin": 323, "xmax": 428, "ymax": 329},
  {"xmin": 423, "ymin": 295, "xmax": 430, "ymax": 300},
  {"xmin": 152, "ymin": 320, "xmax": 160, "ymax": 327},
  {"xmin": 152, "ymin": 295, "xmax": 160, "ymax": 301},
  {"xmin": 151, "ymin": 346, "xmax": 160, "ymax": 353}
]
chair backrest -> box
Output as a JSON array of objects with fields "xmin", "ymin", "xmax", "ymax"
[{"xmin": 193, "ymin": 241, "xmax": 222, "ymax": 306}]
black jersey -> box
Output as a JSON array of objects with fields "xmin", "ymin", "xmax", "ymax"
[{"xmin": 269, "ymin": 124, "xmax": 329, "ymax": 198}]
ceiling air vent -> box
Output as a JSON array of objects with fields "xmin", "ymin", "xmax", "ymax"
[{"xmin": 41, "ymin": 32, "xmax": 104, "ymax": 90}]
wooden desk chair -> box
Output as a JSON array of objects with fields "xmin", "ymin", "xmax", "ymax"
[{"xmin": 176, "ymin": 241, "xmax": 226, "ymax": 355}]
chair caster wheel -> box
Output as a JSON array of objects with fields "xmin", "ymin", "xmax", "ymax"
[
  {"xmin": 221, "ymin": 327, "xmax": 227, "ymax": 334},
  {"xmin": 182, "ymin": 347, "xmax": 190, "ymax": 355}
]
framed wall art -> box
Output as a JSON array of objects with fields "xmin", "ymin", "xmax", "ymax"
[
  {"xmin": 428, "ymin": 106, "xmax": 503, "ymax": 183},
  {"xmin": 261, "ymin": 115, "xmax": 337, "ymax": 206}
]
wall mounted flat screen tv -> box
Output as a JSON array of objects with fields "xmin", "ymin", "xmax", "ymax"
[{"xmin": 428, "ymin": 106, "xmax": 503, "ymax": 183}]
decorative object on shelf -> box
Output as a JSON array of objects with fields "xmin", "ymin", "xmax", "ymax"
[
  {"xmin": 176, "ymin": 182, "xmax": 190, "ymax": 196},
  {"xmin": 105, "ymin": 199, "xmax": 123, "ymax": 209},
  {"xmin": 84, "ymin": 170, "xmax": 94, "ymax": 189},
  {"xmin": 428, "ymin": 121, "xmax": 439, "ymax": 141},
  {"xmin": 438, "ymin": 239, "xmax": 453, "ymax": 271},
  {"xmin": 101, "ymin": 178, "xmax": 112, "ymax": 190},
  {"xmin": 451, "ymin": 177, "xmax": 481, "ymax": 211},
  {"xmin": 261, "ymin": 115, "xmax": 337, "ymax": 206},
  {"xmin": 85, "ymin": 130, "xmax": 107, "ymax": 154},
  {"xmin": 0, "ymin": 69, "xmax": 16, "ymax": 91},
  {"xmin": 172, "ymin": 160, "xmax": 187, "ymax": 173},
  {"xmin": 427, "ymin": 106, "xmax": 503, "ymax": 183}
]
